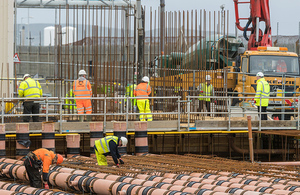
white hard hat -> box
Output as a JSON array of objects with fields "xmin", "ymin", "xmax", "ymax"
[
  {"xmin": 120, "ymin": 137, "xmax": 128, "ymax": 147},
  {"xmin": 23, "ymin": 74, "xmax": 31, "ymax": 80},
  {"xmin": 256, "ymin": 72, "xmax": 264, "ymax": 77},
  {"xmin": 142, "ymin": 76, "xmax": 150, "ymax": 83},
  {"xmin": 205, "ymin": 75, "xmax": 211, "ymax": 81},
  {"xmin": 78, "ymin": 69, "xmax": 87, "ymax": 75}
]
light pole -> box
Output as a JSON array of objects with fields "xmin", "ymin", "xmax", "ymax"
[{"xmin": 220, "ymin": 4, "xmax": 225, "ymax": 35}]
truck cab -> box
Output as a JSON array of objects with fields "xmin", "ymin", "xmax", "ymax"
[{"xmin": 234, "ymin": 46, "xmax": 300, "ymax": 118}]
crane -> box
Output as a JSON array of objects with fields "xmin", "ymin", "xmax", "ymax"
[{"xmin": 234, "ymin": 0, "xmax": 272, "ymax": 50}]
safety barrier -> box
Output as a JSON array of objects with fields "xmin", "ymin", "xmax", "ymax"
[{"xmin": 1, "ymin": 95, "xmax": 299, "ymax": 132}]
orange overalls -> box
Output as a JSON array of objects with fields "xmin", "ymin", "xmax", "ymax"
[
  {"xmin": 277, "ymin": 60, "xmax": 287, "ymax": 72},
  {"xmin": 73, "ymin": 79, "xmax": 92, "ymax": 114},
  {"xmin": 33, "ymin": 148, "xmax": 56, "ymax": 174},
  {"xmin": 24, "ymin": 148, "xmax": 56, "ymax": 188}
]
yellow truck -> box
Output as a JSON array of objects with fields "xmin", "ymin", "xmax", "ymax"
[{"xmin": 150, "ymin": 36, "xmax": 300, "ymax": 119}]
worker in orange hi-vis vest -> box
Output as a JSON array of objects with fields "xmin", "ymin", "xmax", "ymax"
[
  {"xmin": 134, "ymin": 76, "xmax": 152, "ymax": 121},
  {"xmin": 73, "ymin": 69, "xmax": 92, "ymax": 122},
  {"xmin": 276, "ymin": 60, "xmax": 287, "ymax": 73}
]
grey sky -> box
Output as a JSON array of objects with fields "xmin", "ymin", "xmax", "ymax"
[{"xmin": 16, "ymin": 0, "xmax": 300, "ymax": 36}]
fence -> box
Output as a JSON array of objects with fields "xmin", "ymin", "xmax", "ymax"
[{"xmin": 1, "ymin": 95, "xmax": 299, "ymax": 133}]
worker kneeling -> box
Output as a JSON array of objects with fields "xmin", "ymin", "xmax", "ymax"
[
  {"xmin": 94, "ymin": 136, "xmax": 127, "ymax": 167},
  {"xmin": 24, "ymin": 148, "xmax": 64, "ymax": 189}
]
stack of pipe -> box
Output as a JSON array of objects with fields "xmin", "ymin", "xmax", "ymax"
[
  {"xmin": 134, "ymin": 122, "xmax": 148, "ymax": 156},
  {"xmin": 113, "ymin": 122, "xmax": 127, "ymax": 155},
  {"xmin": 66, "ymin": 134, "xmax": 80, "ymax": 158},
  {"xmin": 3, "ymin": 157, "xmax": 300, "ymax": 194},
  {"xmin": 54, "ymin": 166, "xmax": 300, "ymax": 195},
  {"xmin": 0, "ymin": 181, "xmax": 71, "ymax": 195},
  {"xmin": 47, "ymin": 170, "xmax": 198, "ymax": 195},
  {"xmin": 15, "ymin": 123, "xmax": 29, "ymax": 160},
  {"xmin": 89, "ymin": 122, "xmax": 103, "ymax": 157},
  {"xmin": 0, "ymin": 124, "xmax": 5, "ymax": 156},
  {"xmin": 42, "ymin": 122, "xmax": 55, "ymax": 151}
]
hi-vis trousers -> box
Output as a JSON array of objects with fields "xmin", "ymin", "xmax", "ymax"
[{"xmin": 137, "ymin": 99, "xmax": 152, "ymax": 121}]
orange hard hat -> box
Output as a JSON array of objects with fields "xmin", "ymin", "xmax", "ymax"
[{"xmin": 56, "ymin": 154, "xmax": 64, "ymax": 165}]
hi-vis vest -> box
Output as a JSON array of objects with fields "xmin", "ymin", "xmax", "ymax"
[
  {"xmin": 73, "ymin": 79, "xmax": 92, "ymax": 99},
  {"xmin": 94, "ymin": 136, "xmax": 118, "ymax": 154},
  {"xmin": 134, "ymin": 83, "xmax": 151, "ymax": 100},
  {"xmin": 18, "ymin": 78, "xmax": 43, "ymax": 98},
  {"xmin": 255, "ymin": 78, "xmax": 270, "ymax": 107},
  {"xmin": 198, "ymin": 82, "xmax": 213, "ymax": 101}
]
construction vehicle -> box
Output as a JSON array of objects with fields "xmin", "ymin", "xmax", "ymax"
[
  {"xmin": 150, "ymin": 0, "xmax": 300, "ymax": 119},
  {"xmin": 233, "ymin": 0, "xmax": 300, "ymax": 119}
]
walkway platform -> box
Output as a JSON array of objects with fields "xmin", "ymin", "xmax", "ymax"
[{"xmin": 3, "ymin": 120, "xmax": 298, "ymax": 135}]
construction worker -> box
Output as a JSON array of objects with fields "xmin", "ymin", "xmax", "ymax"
[
  {"xmin": 125, "ymin": 83, "xmax": 137, "ymax": 112},
  {"xmin": 276, "ymin": 60, "xmax": 287, "ymax": 73},
  {"xmin": 198, "ymin": 75, "xmax": 214, "ymax": 116},
  {"xmin": 254, "ymin": 72, "xmax": 270, "ymax": 120},
  {"xmin": 24, "ymin": 148, "xmax": 63, "ymax": 189},
  {"xmin": 64, "ymin": 89, "xmax": 77, "ymax": 110},
  {"xmin": 73, "ymin": 70, "xmax": 92, "ymax": 122},
  {"xmin": 134, "ymin": 76, "xmax": 153, "ymax": 121},
  {"xmin": 94, "ymin": 136, "xmax": 128, "ymax": 167},
  {"xmin": 18, "ymin": 74, "xmax": 43, "ymax": 122}
]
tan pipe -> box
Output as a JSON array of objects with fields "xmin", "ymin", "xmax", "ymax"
[
  {"xmin": 0, "ymin": 180, "xmax": 68, "ymax": 195},
  {"xmin": 16, "ymin": 123, "xmax": 30, "ymax": 160},
  {"xmin": 48, "ymin": 171, "xmax": 70, "ymax": 189},
  {"xmin": 134, "ymin": 122, "xmax": 148, "ymax": 156},
  {"xmin": 0, "ymin": 163, "xmax": 28, "ymax": 181},
  {"xmin": 55, "ymin": 165, "xmax": 290, "ymax": 195},
  {"xmin": 48, "ymin": 162, "xmax": 300, "ymax": 194},
  {"xmin": 90, "ymin": 122, "xmax": 103, "ymax": 158},
  {"xmin": 58, "ymin": 167, "xmax": 214, "ymax": 194},
  {"xmin": 3, "ymin": 157, "xmax": 297, "ymax": 194},
  {"xmin": 0, "ymin": 158, "xmax": 23, "ymax": 164},
  {"xmin": 247, "ymin": 115, "xmax": 254, "ymax": 163},
  {"xmin": 161, "ymin": 172, "xmax": 298, "ymax": 194},
  {"xmin": 42, "ymin": 122, "xmax": 55, "ymax": 151},
  {"xmin": 1, "ymin": 168, "xmax": 9, "ymax": 174},
  {"xmin": 117, "ymin": 190, "xmax": 126, "ymax": 195},
  {"xmin": 0, "ymin": 189, "xmax": 26, "ymax": 195},
  {"xmin": 113, "ymin": 122, "xmax": 127, "ymax": 155},
  {"xmin": 66, "ymin": 134, "xmax": 80, "ymax": 158},
  {"xmin": 0, "ymin": 124, "xmax": 6, "ymax": 157}
]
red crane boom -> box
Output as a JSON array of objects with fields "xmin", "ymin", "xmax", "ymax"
[{"xmin": 234, "ymin": 0, "xmax": 272, "ymax": 50}]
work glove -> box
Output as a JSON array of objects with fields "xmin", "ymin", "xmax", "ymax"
[
  {"xmin": 44, "ymin": 183, "xmax": 49, "ymax": 190},
  {"xmin": 200, "ymin": 91, "xmax": 203, "ymax": 93},
  {"xmin": 119, "ymin": 158, "xmax": 124, "ymax": 164}
]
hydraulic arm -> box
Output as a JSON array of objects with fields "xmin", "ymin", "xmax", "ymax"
[{"xmin": 234, "ymin": 0, "xmax": 272, "ymax": 50}]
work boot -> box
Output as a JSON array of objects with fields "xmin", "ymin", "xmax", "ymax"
[
  {"xmin": 86, "ymin": 115, "xmax": 92, "ymax": 122},
  {"xmin": 79, "ymin": 115, "xmax": 84, "ymax": 122}
]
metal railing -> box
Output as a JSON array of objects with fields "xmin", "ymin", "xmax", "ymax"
[{"xmin": 1, "ymin": 95, "xmax": 299, "ymax": 133}]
